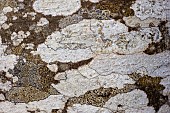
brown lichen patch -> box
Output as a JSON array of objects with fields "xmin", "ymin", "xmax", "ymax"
[
  {"xmin": 144, "ymin": 21, "xmax": 170, "ymax": 55},
  {"xmin": 0, "ymin": 0, "xmax": 16, "ymax": 11},
  {"xmin": 135, "ymin": 75, "xmax": 168, "ymax": 111},
  {"xmin": 95, "ymin": 0, "xmax": 135, "ymax": 17},
  {"xmin": 27, "ymin": 111, "xmax": 35, "ymax": 113},
  {"xmin": 5, "ymin": 45, "xmax": 45, "ymax": 64},
  {"xmin": 80, "ymin": 0, "xmax": 135, "ymax": 20},
  {"xmin": 0, "ymin": 70, "xmax": 11, "ymax": 83},
  {"xmin": 50, "ymin": 58, "xmax": 93, "ymax": 73},
  {"xmin": 27, "ymin": 108, "xmax": 41, "ymax": 113},
  {"xmin": 62, "ymin": 84, "xmax": 136, "ymax": 113},
  {"xmin": 128, "ymin": 72, "xmax": 142, "ymax": 81},
  {"xmin": 51, "ymin": 109, "xmax": 61, "ymax": 113},
  {"xmin": 5, "ymin": 86, "xmax": 50, "ymax": 103}
]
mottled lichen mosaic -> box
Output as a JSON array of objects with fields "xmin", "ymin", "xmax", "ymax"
[{"xmin": 0, "ymin": 0, "xmax": 170, "ymax": 113}]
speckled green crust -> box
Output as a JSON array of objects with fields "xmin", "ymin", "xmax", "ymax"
[
  {"xmin": 11, "ymin": 58, "xmax": 58, "ymax": 91},
  {"xmin": 5, "ymin": 86, "xmax": 50, "ymax": 103}
]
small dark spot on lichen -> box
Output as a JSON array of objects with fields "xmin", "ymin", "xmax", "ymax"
[
  {"xmin": 51, "ymin": 109, "xmax": 60, "ymax": 113},
  {"xmin": 118, "ymin": 104, "xmax": 123, "ymax": 107}
]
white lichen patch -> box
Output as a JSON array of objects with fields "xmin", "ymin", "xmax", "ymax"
[
  {"xmin": 0, "ymin": 13, "xmax": 7, "ymax": 26},
  {"xmin": 125, "ymin": 107, "xmax": 155, "ymax": 113},
  {"xmin": 111, "ymin": 27, "xmax": 162, "ymax": 54},
  {"xmin": 131, "ymin": 0, "xmax": 167, "ymax": 20},
  {"xmin": 11, "ymin": 31, "xmax": 30, "ymax": 46},
  {"xmin": 33, "ymin": 0, "xmax": 81, "ymax": 16},
  {"xmin": 150, "ymin": 63, "xmax": 170, "ymax": 78},
  {"xmin": 37, "ymin": 17, "xmax": 49, "ymax": 26},
  {"xmin": 0, "ymin": 101, "xmax": 28, "ymax": 113},
  {"xmin": 5, "ymin": 71, "xmax": 13, "ymax": 78},
  {"xmin": 33, "ymin": 19, "xmax": 163, "ymax": 62},
  {"xmin": 160, "ymin": 76, "xmax": 170, "ymax": 100},
  {"xmin": 104, "ymin": 89, "xmax": 155, "ymax": 113},
  {"xmin": 158, "ymin": 104, "xmax": 170, "ymax": 113},
  {"xmin": 0, "ymin": 37, "xmax": 18, "ymax": 72},
  {"xmin": 54, "ymin": 72, "xmax": 67, "ymax": 80},
  {"xmin": 23, "ymin": 12, "xmax": 37, "ymax": 20},
  {"xmin": 89, "ymin": 51, "xmax": 170, "ymax": 76},
  {"xmin": 0, "ymin": 93, "xmax": 5, "ymax": 101},
  {"xmin": 52, "ymin": 69, "xmax": 134, "ymax": 97},
  {"xmin": 12, "ymin": 76, "xmax": 19, "ymax": 83},
  {"xmin": 25, "ymin": 43, "xmax": 35, "ymax": 50},
  {"xmin": 0, "ymin": 95, "xmax": 68, "ymax": 113},
  {"xmin": 0, "ymin": 37, "xmax": 18, "ymax": 92},
  {"xmin": 52, "ymin": 70, "xmax": 101, "ymax": 97},
  {"xmin": 2, "ymin": 6, "xmax": 13, "ymax": 14},
  {"xmin": 27, "ymin": 95, "xmax": 68, "ymax": 113},
  {"xmin": 0, "ymin": 81, "xmax": 12, "ymax": 92},
  {"xmin": 47, "ymin": 64, "xmax": 58, "ymax": 72},
  {"xmin": 0, "ymin": 6, "xmax": 13, "ymax": 27},
  {"xmin": 67, "ymin": 104, "xmax": 112, "ymax": 113},
  {"xmin": 18, "ymin": 0, "xmax": 24, "ymax": 2},
  {"xmin": 31, "ymin": 43, "xmax": 94, "ymax": 63},
  {"xmin": 1, "ymin": 23, "xmax": 12, "ymax": 30}
]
